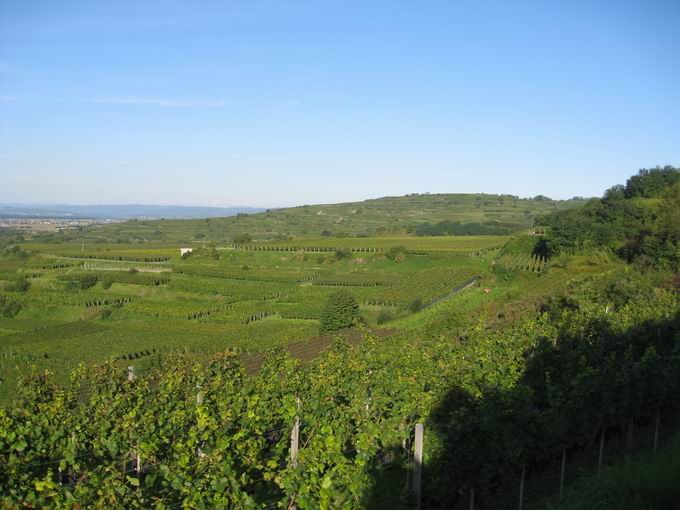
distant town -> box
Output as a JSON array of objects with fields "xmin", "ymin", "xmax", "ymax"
[{"xmin": 0, "ymin": 217, "xmax": 118, "ymax": 232}]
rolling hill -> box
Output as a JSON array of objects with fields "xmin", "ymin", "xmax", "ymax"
[{"xmin": 40, "ymin": 193, "xmax": 588, "ymax": 243}]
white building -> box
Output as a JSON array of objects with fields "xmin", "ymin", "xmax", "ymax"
[{"xmin": 180, "ymin": 248, "xmax": 193, "ymax": 256}]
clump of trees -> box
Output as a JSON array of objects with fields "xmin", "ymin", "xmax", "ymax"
[
  {"xmin": 538, "ymin": 166, "xmax": 680, "ymax": 269},
  {"xmin": 79, "ymin": 274, "xmax": 98, "ymax": 290},
  {"xmin": 319, "ymin": 290, "xmax": 361, "ymax": 333},
  {"xmin": 334, "ymin": 249, "xmax": 351, "ymax": 260},
  {"xmin": 0, "ymin": 295, "xmax": 21, "ymax": 318},
  {"xmin": 233, "ymin": 233, "xmax": 252, "ymax": 244},
  {"xmin": 386, "ymin": 245, "xmax": 408, "ymax": 262},
  {"xmin": 0, "ymin": 245, "xmax": 29, "ymax": 260},
  {"xmin": 624, "ymin": 165, "xmax": 679, "ymax": 198},
  {"xmin": 3, "ymin": 277, "xmax": 30, "ymax": 293}
]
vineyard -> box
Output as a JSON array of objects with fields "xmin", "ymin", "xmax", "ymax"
[
  {"xmin": 494, "ymin": 253, "xmax": 549, "ymax": 273},
  {"xmin": 0, "ymin": 237, "xmax": 501, "ymax": 401},
  {"xmin": 1, "ymin": 284, "xmax": 678, "ymax": 508},
  {"xmin": 2, "ymin": 229, "xmax": 676, "ymax": 508}
]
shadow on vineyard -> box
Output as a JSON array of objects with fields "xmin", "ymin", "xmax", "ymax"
[{"xmin": 364, "ymin": 308, "xmax": 680, "ymax": 509}]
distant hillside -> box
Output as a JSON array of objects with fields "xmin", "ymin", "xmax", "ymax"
[
  {"xmin": 0, "ymin": 204, "xmax": 264, "ymax": 219},
  {"xmin": 38, "ymin": 193, "xmax": 587, "ymax": 244}
]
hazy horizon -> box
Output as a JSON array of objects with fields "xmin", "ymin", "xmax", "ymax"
[
  {"xmin": 0, "ymin": 189, "xmax": 589, "ymax": 212},
  {"xmin": 2, "ymin": 1, "xmax": 679, "ymax": 207}
]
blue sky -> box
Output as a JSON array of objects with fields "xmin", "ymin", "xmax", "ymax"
[{"xmin": 1, "ymin": 0, "xmax": 678, "ymax": 207}]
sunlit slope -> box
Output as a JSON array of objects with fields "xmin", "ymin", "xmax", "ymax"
[{"xmin": 45, "ymin": 193, "xmax": 586, "ymax": 243}]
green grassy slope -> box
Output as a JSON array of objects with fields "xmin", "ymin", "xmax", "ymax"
[
  {"xmin": 0, "ymin": 230, "xmax": 619, "ymax": 404},
  {"xmin": 37, "ymin": 193, "xmax": 586, "ymax": 243}
]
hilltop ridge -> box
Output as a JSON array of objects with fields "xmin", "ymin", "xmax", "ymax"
[{"xmin": 36, "ymin": 193, "xmax": 588, "ymax": 244}]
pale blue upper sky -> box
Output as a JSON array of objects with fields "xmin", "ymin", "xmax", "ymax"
[{"xmin": 1, "ymin": 0, "xmax": 678, "ymax": 207}]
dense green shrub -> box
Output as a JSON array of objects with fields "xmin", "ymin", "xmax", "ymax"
[
  {"xmin": 3, "ymin": 277, "xmax": 30, "ymax": 293},
  {"xmin": 233, "ymin": 233, "xmax": 252, "ymax": 243},
  {"xmin": 376, "ymin": 308, "xmax": 393, "ymax": 324},
  {"xmin": 386, "ymin": 245, "xmax": 408, "ymax": 262},
  {"xmin": 0, "ymin": 296, "xmax": 21, "ymax": 318},
  {"xmin": 79, "ymin": 274, "xmax": 98, "ymax": 290},
  {"xmin": 319, "ymin": 290, "xmax": 361, "ymax": 333},
  {"xmin": 0, "ymin": 245, "xmax": 29, "ymax": 260}
]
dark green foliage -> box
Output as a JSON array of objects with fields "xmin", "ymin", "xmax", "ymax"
[
  {"xmin": 4, "ymin": 277, "xmax": 30, "ymax": 293},
  {"xmin": 334, "ymin": 249, "xmax": 350, "ymax": 260},
  {"xmin": 625, "ymin": 165, "xmax": 680, "ymax": 198},
  {"xmin": 0, "ymin": 245, "xmax": 29, "ymax": 260},
  {"xmin": 128, "ymin": 268, "xmax": 138, "ymax": 275},
  {"xmin": 376, "ymin": 308, "xmax": 394, "ymax": 324},
  {"xmin": 532, "ymin": 238, "xmax": 554, "ymax": 259},
  {"xmin": 492, "ymin": 264, "xmax": 514, "ymax": 281},
  {"xmin": 408, "ymin": 297, "xmax": 423, "ymax": 313},
  {"xmin": 386, "ymin": 245, "xmax": 408, "ymax": 262},
  {"xmin": 233, "ymin": 233, "xmax": 252, "ymax": 243},
  {"xmin": 0, "ymin": 296, "xmax": 22, "ymax": 318},
  {"xmin": 101, "ymin": 279, "xmax": 113, "ymax": 289},
  {"xmin": 319, "ymin": 290, "xmax": 361, "ymax": 333},
  {"xmin": 539, "ymin": 166, "xmax": 680, "ymax": 268},
  {"xmin": 79, "ymin": 274, "xmax": 98, "ymax": 290}
]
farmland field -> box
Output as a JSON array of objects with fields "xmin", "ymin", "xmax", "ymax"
[{"xmin": 0, "ymin": 232, "xmax": 600, "ymax": 403}]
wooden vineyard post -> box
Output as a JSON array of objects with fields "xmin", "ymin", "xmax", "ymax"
[
  {"xmin": 289, "ymin": 398, "xmax": 301, "ymax": 510},
  {"xmin": 413, "ymin": 423, "xmax": 424, "ymax": 510},
  {"xmin": 469, "ymin": 486, "xmax": 474, "ymax": 510},
  {"xmin": 654, "ymin": 408, "xmax": 660, "ymax": 452},
  {"xmin": 290, "ymin": 416, "xmax": 299, "ymax": 467},
  {"xmin": 127, "ymin": 365, "xmax": 135, "ymax": 382},
  {"xmin": 559, "ymin": 448, "xmax": 566, "ymax": 498},
  {"xmin": 597, "ymin": 427, "xmax": 605, "ymax": 476},
  {"xmin": 136, "ymin": 447, "xmax": 141, "ymax": 484},
  {"xmin": 518, "ymin": 465, "xmax": 526, "ymax": 510},
  {"xmin": 625, "ymin": 417, "xmax": 634, "ymax": 459}
]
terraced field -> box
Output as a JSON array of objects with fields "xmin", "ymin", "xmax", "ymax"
[
  {"xmin": 33, "ymin": 193, "xmax": 586, "ymax": 244},
  {"xmin": 0, "ymin": 233, "xmax": 613, "ymax": 403},
  {"xmin": 229, "ymin": 235, "xmax": 510, "ymax": 253}
]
